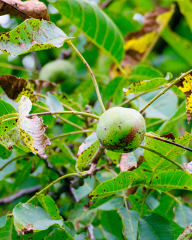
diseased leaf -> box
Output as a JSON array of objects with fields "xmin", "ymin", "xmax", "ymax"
[
  {"xmin": 178, "ymin": 223, "xmax": 192, "ymax": 240},
  {"xmin": 144, "ymin": 132, "xmax": 192, "ymax": 171},
  {"xmin": 0, "ymin": 99, "xmax": 17, "ymax": 137},
  {"xmin": 128, "ymin": 194, "xmax": 150, "ymax": 215},
  {"xmin": 151, "ymin": 170, "xmax": 192, "ymax": 192},
  {"xmin": 52, "ymin": 0, "xmax": 124, "ymax": 64},
  {"xmin": 0, "ymin": 75, "xmax": 35, "ymax": 102},
  {"xmin": 0, "ymin": 0, "xmax": 50, "ymax": 21},
  {"xmin": 0, "ymin": 19, "xmax": 72, "ymax": 57},
  {"xmin": 13, "ymin": 203, "xmax": 63, "ymax": 234},
  {"xmin": 138, "ymin": 214, "xmax": 174, "ymax": 240},
  {"xmin": 110, "ymin": 6, "xmax": 174, "ymax": 77},
  {"xmin": 17, "ymin": 96, "xmax": 51, "ymax": 159},
  {"xmin": 118, "ymin": 208, "xmax": 139, "ymax": 240},
  {"xmin": 176, "ymin": 71, "xmax": 192, "ymax": 123},
  {"xmin": 28, "ymin": 79, "xmax": 57, "ymax": 94},
  {"xmin": 89, "ymin": 171, "xmax": 144, "ymax": 200},
  {"xmin": 76, "ymin": 131, "xmax": 100, "ymax": 172},
  {"xmin": 38, "ymin": 194, "xmax": 62, "ymax": 220}
]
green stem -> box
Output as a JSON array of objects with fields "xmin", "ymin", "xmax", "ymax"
[
  {"xmin": 50, "ymin": 129, "xmax": 94, "ymax": 141},
  {"xmin": 33, "ymin": 103, "xmax": 83, "ymax": 130},
  {"xmin": 119, "ymin": 92, "xmax": 146, "ymax": 107},
  {"xmin": 1, "ymin": 116, "xmax": 19, "ymax": 123},
  {"xmin": 68, "ymin": 40, "xmax": 106, "ymax": 112},
  {"xmin": 139, "ymin": 188, "xmax": 150, "ymax": 217},
  {"xmin": 146, "ymin": 119, "xmax": 166, "ymax": 128},
  {"xmin": 0, "ymin": 154, "xmax": 29, "ymax": 172},
  {"xmin": 26, "ymin": 172, "xmax": 82, "ymax": 203},
  {"xmin": 36, "ymin": 93, "xmax": 84, "ymax": 120},
  {"xmin": 140, "ymin": 69, "xmax": 192, "ymax": 113},
  {"xmin": 0, "ymin": 62, "xmax": 39, "ymax": 74},
  {"xmin": 28, "ymin": 110, "xmax": 100, "ymax": 120},
  {"xmin": 140, "ymin": 145, "xmax": 183, "ymax": 170},
  {"xmin": 145, "ymin": 132, "xmax": 192, "ymax": 153}
]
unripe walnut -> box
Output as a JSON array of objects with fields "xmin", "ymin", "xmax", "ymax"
[{"xmin": 96, "ymin": 107, "xmax": 146, "ymax": 153}]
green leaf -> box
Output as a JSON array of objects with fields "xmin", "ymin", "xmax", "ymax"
[
  {"xmin": 162, "ymin": 28, "xmax": 192, "ymax": 67},
  {"xmin": 0, "ymin": 19, "xmax": 72, "ymax": 57},
  {"xmin": 0, "ymin": 100, "xmax": 17, "ymax": 137},
  {"xmin": 0, "ymin": 217, "xmax": 17, "ymax": 240},
  {"xmin": 76, "ymin": 132, "xmax": 100, "ymax": 172},
  {"xmin": 177, "ymin": 0, "xmax": 192, "ymax": 32},
  {"xmin": 175, "ymin": 202, "xmax": 192, "ymax": 228},
  {"xmin": 151, "ymin": 170, "xmax": 192, "ymax": 192},
  {"xmin": 45, "ymin": 228, "xmax": 74, "ymax": 240},
  {"xmin": 0, "ymin": 144, "xmax": 11, "ymax": 159},
  {"xmin": 52, "ymin": 0, "xmax": 124, "ymax": 64},
  {"xmin": 144, "ymin": 132, "xmax": 192, "ymax": 171},
  {"xmin": 89, "ymin": 171, "xmax": 144, "ymax": 200},
  {"xmin": 12, "ymin": 160, "xmax": 32, "ymax": 191},
  {"xmin": 118, "ymin": 208, "xmax": 139, "ymax": 240},
  {"xmin": 46, "ymin": 92, "xmax": 64, "ymax": 112},
  {"xmin": 128, "ymin": 194, "xmax": 150, "ymax": 215},
  {"xmin": 158, "ymin": 101, "xmax": 186, "ymax": 134},
  {"xmin": 125, "ymin": 77, "xmax": 167, "ymax": 95},
  {"xmin": 38, "ymin": 193, "xmax": 62, "ymax": 220},
  {"xmin": 138, "ymin": 214, "xmax": 174, "ymax": 240},
  {"xmin": 13, "ymin": 203, "xmax": 63, "ymax": 234},
  {"xmin": 0, "ymin": 215, "xmax": 7, "ymax": 228}
]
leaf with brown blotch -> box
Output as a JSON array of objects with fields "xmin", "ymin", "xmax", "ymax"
[
  {"xmin": 0, "ymin": 74, "xmax": 35, "ymax": 102},
  {"xmin": 28, "ymin": 79, "xmax": 57, "ymax": 94},
  {"xmin": 0, "ymin": 0, "xmax": 50, "ymax": 21},
  {"xmin": 109, "ymin": 5, "xmax": 174, "ymax": 78},
  {"xmin": 120, "ymin": 152, "xmax": 144, "ymax": 172},
  {"xmin": 17, "ymin": 95, "xmax": 51, "ymax": 159},
  {"xmin": 176, "ymin": 71, "xmax": 192, "ymax": 123}
]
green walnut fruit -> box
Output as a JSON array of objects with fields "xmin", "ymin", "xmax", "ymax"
[
  {"xmin": 96, "ymin": 107, "xmax": 146, "ymax": 153},
  {"xmin": 39, "ymin": 59, "xmax": 77, "ymax": 94}
]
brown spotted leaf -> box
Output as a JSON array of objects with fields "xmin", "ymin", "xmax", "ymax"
[
  {"xmin": 28, "ymin": 78, "xmax": 57, "ymax": 94},
  {"xmin": 110, "ymin": 6, "xmax": 174, "ymax": 78},
  {"xmin": 0, "ymin": 74, "xmax": 35, "ymax": 102},
  {"xmin": 0, "ymin": 0, "xmax": 49, "ymax": 20},
  {"xmin": 176, "ymin": 71, "xmax": 192, "ymax": 123},
  {"xmin": 0, "ymin": 19, "xmax": 73, "ymax": 57},
  {"xmin": 17, "ymin": 95, "xmax": 51, "ymax": 159}
]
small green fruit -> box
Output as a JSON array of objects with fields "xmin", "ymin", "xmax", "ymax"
[
  {"xmin": 96, "ymin": 107, "xmax": 146, "ymax": 153},
  {"xmin": 39, "ymin": 59, "xmax": 77, "ymax": 94}
]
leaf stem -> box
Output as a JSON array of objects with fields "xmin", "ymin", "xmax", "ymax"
[
  {"xmin": 0, "ymin": 62, "xmax": 39, "ymax": 74},
  {"xmin": 26, "ymin": 172, "xmax": 82, "ymax": 203},
  {"xmin": 68, "ymin": 40, "xmax": 106, "ymax": 112},
  {"xmin": 140, "ymin": 69, "xmax": 192, "ymax": 113},
  {"xmin": 139, "ymin": 145, "xmax": 183, "ymax": 170},
  {"xmin": 119, "ymin": 92, "xmax": 146, "ymax": 107},
  {"xmin": 28, "ymin": 110, "xmax": 100, "ymax": 120},
  {"xmin": 0, "ymin": 154, "xmax": 29, "ymax": 172},
  {"xmin": 145, "ymin": 132, "xmax": 192, "ymax": 153},
  {"xmin": 50, "ymin": 129, "xmax": 94, "ymax": 141},
  {"xmin": 1, "ymin": 116, "xmax": 19, "ymax": 123}
]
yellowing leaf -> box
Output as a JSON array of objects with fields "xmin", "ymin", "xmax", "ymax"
[
  {"xmin": 17, "ymin": 96, "xmax": 51, "ymax": 159},
  {"xmin": 176, "ymin": 72, "xmax": 192, "ymax": 123},
  {"xmin": 110, "ymin": 5, "xmax": 174, "ymax": 78}
]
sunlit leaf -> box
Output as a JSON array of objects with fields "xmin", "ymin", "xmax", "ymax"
[
  {"xmin": 151, "ymin": 170, "xmax": 192, "ymax": 192},
  {"xmin": 38, "ymin": 194, "xmax": 62, "ymax": 220},
  {"xmin": 13, "ymin": 203, "xmax": 63, "ymax": 234},
  {"xmin": 52, "ymin": 0, "xmax": 124, "ymax": 64},
  {"xmin": 0, "ymin": 19, "xmax": 72, "ymax": 57},
  {"xmin": 89, "ymin": 171, "xmax": 144, "ymax": 200},
  {"xmin": 17, "ymin": 96, "xmax": 51, "ymax": 159},
  {"xmin": 0, "ymin": 75, "xmax": 35, "ymax": 102},
  {"xmin": 144, "ymin": 132, "xmax": 192, "ymax": 171}
]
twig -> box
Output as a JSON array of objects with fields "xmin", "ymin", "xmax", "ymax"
[
  {"xmin": 145, "ymin": 133, "xmax": 192, "ymax": 153},
  {"xmin": 140, "ymin": 69, "xmax": 192, "ymax": 113},
  {"xmin": 82, "ymin": 145, "xmax": 106, "ymax": 176},
  {"xmin": 0, "ymin": 185, "xmax": 40, "ymax": 204},
  {"xmin": 27, "ymin": 110, "xmax": 100, "ymax": 120},
  {"xmin": 68, "ymin": 40, "xmax": 106, "ymax": 112},
  {"xmin": 26, "ymin": 172, "xmax": 82, "ymax": 203},
  {"xmin": 50, "ymin": 129, "xmax": 94, "ymax": 141},
  {"xmin": 0, "ymin": 154, "xmax": 29, "ymax": 172},
  {"xmin": 100, "ymin": 0, "xmax": 112, "ymax": 9},
  {"xmin": 140, "ymin": 145, "xmax": 183, "ymax": 170},
  {"xmin": 31, "ymin": 52, "xmax": 41, "ymax": 70},
  {"xmin": 88, "ymin": 224, "xmax": 95, "ymax": 240}
]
